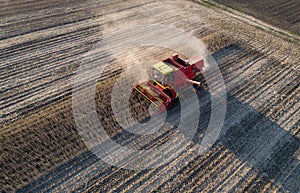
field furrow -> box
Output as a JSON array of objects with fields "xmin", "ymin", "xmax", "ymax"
[{"xmin": 1, "ymin": 0, "xmax": 299, "ymax": 192}]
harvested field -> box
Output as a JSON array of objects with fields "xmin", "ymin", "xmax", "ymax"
[
  {"xmin": 0, "ymin": 0, "xmax": 299, "ymax": 192},
  {"xmin": 214, "ymin": 0, "xmax": 300, "ymax": 35}
]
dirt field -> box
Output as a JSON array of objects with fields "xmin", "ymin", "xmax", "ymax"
[
  {"xmin": 0, "ymin": 0, "xmax": 299, "ymax": 192},
  {"xmin": 214, "ymin": 0, "xmax": 300, "ymax": 35}
]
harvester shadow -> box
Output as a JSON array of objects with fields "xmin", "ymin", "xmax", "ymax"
[{"xmin": 133, "ymin": 88, "xmax": 299, "ymax": 192}]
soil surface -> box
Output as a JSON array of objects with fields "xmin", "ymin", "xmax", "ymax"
[
  {"xmin": 214, "ymin": 0, "xmax": 300, "ymax": 35},
  {"xmin": 0, "ymin": 0, "xmax": 299, "ymax": 192}
]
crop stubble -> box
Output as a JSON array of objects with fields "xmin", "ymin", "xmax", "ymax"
[{"xmin": 0, "ymin": 0, "xmax": 299, "ymax": 192}]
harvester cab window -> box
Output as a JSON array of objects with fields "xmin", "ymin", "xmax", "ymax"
[
  {"xmin": 153, "ymin": 68, "xmax": 164, "ymax": 82},
  {"xmin": 164, "ymin": 72, "xmax": 174, "ymax": 86}
]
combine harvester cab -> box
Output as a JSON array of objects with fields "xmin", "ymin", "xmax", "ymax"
[{"xmin": 133, "ymin": 53, "xmax": 204, "ymax": 114}]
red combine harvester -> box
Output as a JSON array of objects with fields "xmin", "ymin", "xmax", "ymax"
[{"xmin": 133, "ymin": 53, "xmax": 204, "ymax": 113}]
